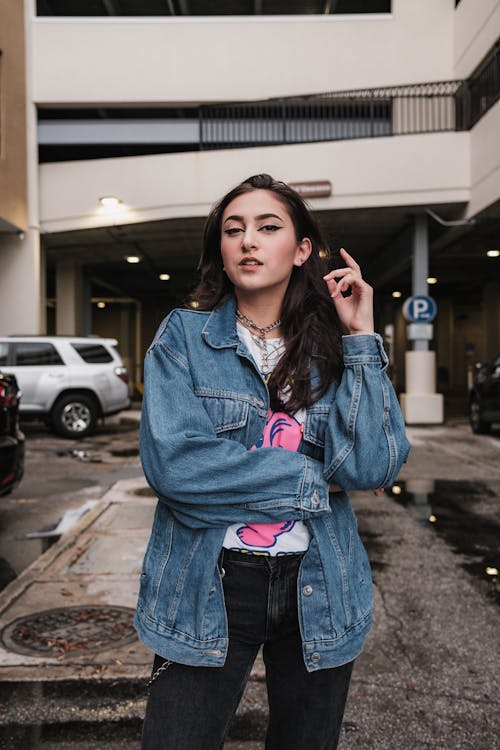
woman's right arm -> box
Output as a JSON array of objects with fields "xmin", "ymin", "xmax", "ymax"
[{"xmin": 140, "ymin": 312, "xmax": 329, "ymax": 529}]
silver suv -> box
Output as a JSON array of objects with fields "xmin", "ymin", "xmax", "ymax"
[{"xmin": 0, "ymin": 336, "xmax": 130, "ymax": 439}]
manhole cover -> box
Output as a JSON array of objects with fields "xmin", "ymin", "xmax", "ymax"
[{"xmin": 1, "ymin": 605, "xmax": 137, "ymax": 657}]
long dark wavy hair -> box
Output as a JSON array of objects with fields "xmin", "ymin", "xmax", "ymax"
[{"xmin": 186, "ymin": 174, "xmax": 345, "ymax": 413}]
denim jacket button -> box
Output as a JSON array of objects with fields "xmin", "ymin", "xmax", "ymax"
[
  {"xmin": 311, "ymin": 652, "xmax": 321, "ymax": 663},
  {"xmin": 311, "ymin": 490, "xmax": 320, "ymax": 506},
  {"xmin": 303, "ymin": 585, "xmax": 313, "ymax": 596}
]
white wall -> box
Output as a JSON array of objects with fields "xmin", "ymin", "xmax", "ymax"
[
  {"xmin": 454, "ymin": 0, "xmax": 500, "ymax": 78},
  {"xmin": 39, "ymin": 131, "xmax": 470, "ymax": 233},
  {"xmin": 31, "ymin": 0, "xmax": 455, "ymax": 105},
  {"xmin": 467, "ymin": 99, "xmax": 500, "ymax": 219}
]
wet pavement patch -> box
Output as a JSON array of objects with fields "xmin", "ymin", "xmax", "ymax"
[
  {"xmin": 1, "ymin": 606, "xmax": 137, "ymax": 657},
  {"xmin": 110, "ymin": 447, "xmax": 140, "ymax": 458},
  {"xmin": 357, "ymin": 530, "xmax": 388, "ymax": 577},
  {"xmin": 134, "ymin": 487, "xmax": 156, "ymax": 497},
  {"xmin": 386, "ymin": 480, "xmax": 500, "ymax": 605}
]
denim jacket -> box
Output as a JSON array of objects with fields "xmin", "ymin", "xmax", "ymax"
[{"xmin": 135, "ymin": 295, "xmax": 410, "ymax": 671}]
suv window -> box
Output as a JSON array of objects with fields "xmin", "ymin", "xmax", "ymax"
[
  {"xmin": 0, "ymin": 343, "xmax": 8, "ymax": 366},
  {"xmin": 14, "ymin": 342, "xmax": 64, "ymax": 366},
  {"xmin": 71, "ymin": 343, "xmax": 113, "ymax": 363}
]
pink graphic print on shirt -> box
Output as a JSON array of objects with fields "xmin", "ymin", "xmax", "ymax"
[{"xmin": 236, "ymin": 411, "xmax": 302, "ymax": 548}]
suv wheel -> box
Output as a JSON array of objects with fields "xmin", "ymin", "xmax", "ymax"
[
  {"xmin": 469, "ymin": 396, "xmax": 491, "ymax": 435},
  {"xmin": 51, "ymin": 394, "xmax": 99, "ymax": 439}
]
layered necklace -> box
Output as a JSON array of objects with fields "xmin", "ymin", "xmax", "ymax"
[{"xmin": 236, "ymin": 309, "xmax": 283, "ymax": 372}]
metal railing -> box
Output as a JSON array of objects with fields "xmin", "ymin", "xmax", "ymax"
[
  {"xmin": 456, "ymin": 41, "xmax": 500, "ymax": 129},
  {"xmin": 199, "ymin": 59, "xmax": 499, "ymax": 150},
  {"xmin": 199, "ymin": 80, "xmax": 464, "ymax": 150}
]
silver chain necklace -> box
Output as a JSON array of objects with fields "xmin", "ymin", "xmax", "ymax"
[
  {"xmin": 236, "ymin": 309, "xmax": 283, "ymax": 372},
  {"xmin": 236, "ymin": 309, "xmax": 281, "ymax": 338}
]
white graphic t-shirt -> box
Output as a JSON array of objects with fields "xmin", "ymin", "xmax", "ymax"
[{"xmin": 222, "ymin": 324, "xmax": 311, "ymax": 556}]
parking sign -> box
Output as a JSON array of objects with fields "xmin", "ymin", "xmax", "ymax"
[{"xmin": 402, "ymin": 295, "xmax": 437, "ymax": 323}]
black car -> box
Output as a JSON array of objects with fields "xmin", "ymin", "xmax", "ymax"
[
  {"xmin": 468, "ymin": 354, "xmax": 500, "ymax": 434},
  {"xmin": 0, "ymin": 371, "xmax": 25, "ymax": 496}
]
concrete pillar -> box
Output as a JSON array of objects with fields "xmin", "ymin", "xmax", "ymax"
[
  {"xmin": 0, "ymin": 231, "xmax": 43, "ymax": 334},
  {"xmin": 82, "ymin": 273, "xmax": 92, "ymax": 335},
  {"xmin": 411, "ymin": 214, "xmax": 429, "ymax": 352},
  {"xmin": 0, "ymin": 3, "xmax": 46, "ymax": 336},
  {"xmin": 400, "ymin": 214, "xmax": 444, "ymax": 424},
  {"xmin": 435, "ymin": 297, "xmax": 454, "ymax": 390},
  {"xmin": 55, "ymin": 258, "xmax": 85, "ymax": 335},
  {"xmin": 482, "ymin": 282, "xmax": 500, "ymax": 362}
]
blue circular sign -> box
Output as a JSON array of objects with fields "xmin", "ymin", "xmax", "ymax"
[{"xmin": 402, "ymin": 295, "xmax": 437, "ymax": 323}]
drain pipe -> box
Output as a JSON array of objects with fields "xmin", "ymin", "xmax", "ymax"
[{"xmin": 426, "ymin": 209, "xmax": 476, "ymax": 228}]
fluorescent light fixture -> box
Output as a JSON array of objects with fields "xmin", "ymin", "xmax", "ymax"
[
  {"xmin": 159, "ymin": 273, "xmax": 171, "ymax": 281},
  {"xmin": 392, "ymin": 291, "xmax": 402, "ymax": 298},
  {"xmin": 486, "ymin": 250, "xmax": 499, "ymax": 257},
  {"xmin": 126, "ymin": 256, "xmax": 141, "ymax": 264},
  {"xmin": 427, "ymin": 277, "xmax": 438, "ymax": 284},
  {"xmin": 97, "ymin": 301, "xmax": 106, "ymax": 309},
  {"xmin": 99, "ymin": 195, "xmax": 122, "ymax": 208}
]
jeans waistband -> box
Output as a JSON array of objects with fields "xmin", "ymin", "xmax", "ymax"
[{"xmin": 220, "ymin": 548, "xmax": 305, "ymax": 567}]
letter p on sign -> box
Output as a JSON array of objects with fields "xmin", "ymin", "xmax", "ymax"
[{"xmin": 402, "ymin": 295, "xmax": 437, "ymax": 323}]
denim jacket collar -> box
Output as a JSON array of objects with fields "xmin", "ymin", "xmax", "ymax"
[
  {"xmin": 202, "ymin": 295, "xmax": 240, "ymax": 350},
  {"xmin": 201, "ymin": 294, "xmax": 325, "ymax": 390}
]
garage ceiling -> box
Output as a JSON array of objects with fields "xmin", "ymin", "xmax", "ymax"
[{"xmin": 43, "ymin": 200, "xmax": 500, "ymax": 307}]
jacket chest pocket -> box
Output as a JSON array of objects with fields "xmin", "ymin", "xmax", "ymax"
[
  {"xmin": 303, "ymin": 406, "xmax": 330, "ymax": 448},
  {"xmin": 196, "ymin": 389, "xmax": 250, "ymax": 436}
]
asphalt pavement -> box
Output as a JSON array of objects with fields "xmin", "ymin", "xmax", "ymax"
[{"xmin": 0, "ymin": 410, "xmax": 499, "ymax": 749}]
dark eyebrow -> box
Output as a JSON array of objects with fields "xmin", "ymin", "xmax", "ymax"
[{"xmin": 223, "ymin": 213, "xmax": 284, "ymax": 224}]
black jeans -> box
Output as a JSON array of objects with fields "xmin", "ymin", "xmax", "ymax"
[{"xmin": 142, "ymin": 549, "xmax": 354, "ymax": 750}]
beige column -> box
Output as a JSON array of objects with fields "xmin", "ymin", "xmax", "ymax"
[
  {"xmin": 55, "ymin": 258, "xmax": 85, "ymax": 335},
  {"xmin": 0, "ymin": 2, "xmax": 44, "ymax": 335},
  {"xmin": 0, "ymin": 231, "xmax": 43, "ymax": 335}
]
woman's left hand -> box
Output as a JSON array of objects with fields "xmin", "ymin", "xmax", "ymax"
[{"xmin": 323, "ymin": 248, "xmax": 374, "ymax": 335}]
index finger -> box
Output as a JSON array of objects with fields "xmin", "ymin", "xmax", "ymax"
[{"xmin": 339, "ymin": 248, "xmax": 360, "ymax": 273}]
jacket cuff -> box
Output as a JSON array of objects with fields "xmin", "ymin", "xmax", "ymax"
[
  {"xmin": 299, "ymin": 457, "xmax": 330, "ymax": 515},
  {"xmin": 342, "ymin": 333, "xmax": 388, "ymax": 369}
]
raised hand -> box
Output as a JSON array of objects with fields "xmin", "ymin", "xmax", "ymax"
[{"xmin": 323, "ymin": 248, "xmax": 374, "ymax": 335}]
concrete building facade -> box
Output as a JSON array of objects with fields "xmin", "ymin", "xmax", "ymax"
[{"xmin": 0, "ymin": 0, "xmax": 499, "ymax": 419}]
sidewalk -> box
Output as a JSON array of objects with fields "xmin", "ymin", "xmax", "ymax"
[{"xmin": 0, "ymin": 419, "xmax": 499, "ymax": 748}]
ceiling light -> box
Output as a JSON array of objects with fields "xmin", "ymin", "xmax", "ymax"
[
  {"xmin": 391, "ymin": 485, "xmax": 402, "ymax": 495},
  {"xmin": 428, "ymin": 515, "xmax": 437, "ymax": 523},
  {"xmin": 485, "ymin": 566, "xmax": 498, "ymax": 577},
  {"xmin": 99, "ymin": 195, "xmax": 122, "ymax": 208},
  {"xmin": 97, "ymin": 302, "xmax": 106, "ymax": 309},
  {"xmin": 126, "ymin": 256, "xmax": 141, "ymax": 264},
  {"xmin": 159, "ymin": 273, "xmax": 171, "ymax": 281},
  {"xmin": 486, "ymin": 250, "xmax": 499, "ymax": 257},
  {"xmin": 392, "ymin": 291, "xmax": 402, "ymax": 298},
  {"xmin": 427, "ymin": 277, "xmax": 438, "ymax": 284}
]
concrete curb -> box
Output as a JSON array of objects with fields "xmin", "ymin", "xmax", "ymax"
[{"xmin": 0, "ymin": 476, "xmax": 155, "ymax": 682}]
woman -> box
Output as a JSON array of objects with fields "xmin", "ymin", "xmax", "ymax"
[{"xmin": 136, "ymin": 174, "xmax": 410, "ymax": 749}]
